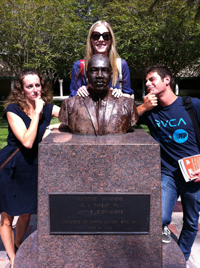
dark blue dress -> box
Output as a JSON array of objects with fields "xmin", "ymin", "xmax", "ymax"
[{"xmin": 0, "ymin": 103, "xmax": 53, "ymax": 216}]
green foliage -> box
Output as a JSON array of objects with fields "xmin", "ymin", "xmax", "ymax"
[
  {"xmin": 0, "ymin": 128, "xmax": 8, "ymax": 150},
  {"xmin": 149, "ymin": 0, "xmax": 200, "ymax": 21},
  {"xmin": 0, "ymin": 102, "xmax": 8, "ymax": 150},
  {"xmin": 50, "ymin": 117, "xmax": 60, "ymax": 125},
  {"xmin": 140, "ymin": 124, "xmax": 150, "ymax": 134},
  {"xmin": 0, "ymin": 0, "xmax": 200, "ymax": 80},
  {"xmin": 90, "ymin": 0, "xmax": 200, "ymax": 78},
  {"xmin": 0, "ymin": 0, "xmax": 87, "ymax": 78}
]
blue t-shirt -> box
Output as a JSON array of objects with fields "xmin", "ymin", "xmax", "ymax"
[
  {"xmin": 137, "ymin": 97, "xmax": 200, "ymax": 177},
  {"xmin": 69, "ymin": 59, "xmax": 133, "ymax": 97}
]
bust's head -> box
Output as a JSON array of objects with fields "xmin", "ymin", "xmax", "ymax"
[{"xmin": 87, "ymin": 54, "xmax": 112, "ymax": 98}]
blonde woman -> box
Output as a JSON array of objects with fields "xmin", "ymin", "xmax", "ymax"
[{"xmin": 69, "ymin": 21, "xmax": 133, "ymax": 98}]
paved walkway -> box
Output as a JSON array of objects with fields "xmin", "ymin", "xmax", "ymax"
[{"xmin": 0, "ymin": 201, "xmax": 199, "ymax": 268}]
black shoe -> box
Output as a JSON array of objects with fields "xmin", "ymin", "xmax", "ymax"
[{"xmin": 162, "ymin": 226, "xmax": 171, "ymax": 243}]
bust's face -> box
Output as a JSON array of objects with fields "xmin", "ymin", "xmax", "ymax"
[{"xmin": 87, "ymin": 56, "xmax": 112, "ymax": 95}]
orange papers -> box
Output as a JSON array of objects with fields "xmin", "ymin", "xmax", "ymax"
[{"xmin": 178, "ymin": 154, "xmax": 200, "ymax": 182}]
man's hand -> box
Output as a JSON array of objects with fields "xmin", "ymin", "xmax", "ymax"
[
  {"xmin": 191, "ymin": 169, "xmax": 200, "ymax": 183},
  {"xmin": 77, "ymin": 86, "xmax": 89, "ymax": 98},
  {"xmin": 137, "ymin": 93, "xmax": 158, "ymax": 116},
  {"xmin": 143, "ymin": 93, "xmax": 158, "ymax": 110},
  {"xmin": 111, "ymin": 88, "xmax": 123, "ymax": 98}
]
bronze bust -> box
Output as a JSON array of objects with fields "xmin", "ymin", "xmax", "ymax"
[{"xmin": 58, "ymin": 54, "xmax": 138, "ymax": 135}]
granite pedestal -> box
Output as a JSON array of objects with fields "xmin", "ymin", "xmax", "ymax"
[{"xmin": 14, "ymin": 128, "xmax": 186, "ymax": 267}]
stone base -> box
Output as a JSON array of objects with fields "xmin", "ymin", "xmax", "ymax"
[
  {"xmin": 13, "ymin": 129, "xmax": 186, "ymax": 267},
  {"xmin": 14, "ymin": 230, "xmax": 186, "ymax": 268},
  {"xmin": 37, "ymin": 130, "xmax": 162, "ymax": 267}
]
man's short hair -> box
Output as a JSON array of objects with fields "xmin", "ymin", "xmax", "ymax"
[{"xmin": 144, "ymin": 64, "xmax": 174, "ymax": 89}]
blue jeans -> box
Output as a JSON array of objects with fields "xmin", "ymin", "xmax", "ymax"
[{"xmin": 161, "ymin": 173, "xmax": 200, "ymax": 260}]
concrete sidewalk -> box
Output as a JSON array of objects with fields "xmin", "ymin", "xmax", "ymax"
[{"xmin": 0, "ymin": 202, "xmax": 200, "ymax": 268}]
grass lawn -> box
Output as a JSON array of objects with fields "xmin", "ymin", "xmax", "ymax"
[
  {"xmin": 0, "ymin": 102, "xmax": 8, "ymax": 150},
  {"xmin": 0, "ymin": 100, "xmax": 149, "ymax": 151}
]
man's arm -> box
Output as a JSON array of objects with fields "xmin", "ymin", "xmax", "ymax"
[{"xmin": 137, "ymin": 93, "xmax": 158, "ymax": 116}]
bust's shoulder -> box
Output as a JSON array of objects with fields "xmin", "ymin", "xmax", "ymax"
[
  {"xmin": 119, "ymin": 95, "xmax": 134, "ymax": 105},
  {"xmin": 63, "ymin": 95, "xmax": 85, "ymax": 107},
  {"xmin": 108, "ymin": 91, "xmax": 134, "ymax": 106}
]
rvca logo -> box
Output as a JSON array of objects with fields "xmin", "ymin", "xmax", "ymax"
[{"xmin": 155, "ymin": 118, "xmax": 186, "ymax": 128}]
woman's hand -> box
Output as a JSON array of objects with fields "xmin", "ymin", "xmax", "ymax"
[
  {"xmin": 7, "ymin": 97, "xmax": 45, "ymax": 149},
  {"xmin": 77, "ymin": 86, "xmax": 89, "ymax": 98},
  {"xmin": 34, "ymin": 96, "xmax": 45, "ymax": 115},
  {"xmin": 34, "ymin": 96, "xmax": 45, "ymax": 119},
  {"xmin": 43, "ymin": 123, "xmax": 68, "ymax": 139},
  {"xmin": 111, "ymin": 88, "xmax": 123, "ymax": 98}
]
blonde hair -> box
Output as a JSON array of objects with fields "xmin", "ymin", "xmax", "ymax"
[{"xmin": 85, "ymin": 21, "xmax": 120, "ymax": 87}]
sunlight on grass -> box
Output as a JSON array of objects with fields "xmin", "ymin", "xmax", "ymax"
[
  {"xmin": 140, "ymin": 124, "xmax": 150, "ymax": 134},
  {"xmin": 50, "ymin": 117, "xmax": 60, "ymax": 125},
  {"xmin": 0, "ymin": 128, "xmax": 8, "ymax": 150}
]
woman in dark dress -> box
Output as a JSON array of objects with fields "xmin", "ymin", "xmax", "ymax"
[{"xmin": 0, "ymin": 69, "xmax": 60, "ymax": 267}]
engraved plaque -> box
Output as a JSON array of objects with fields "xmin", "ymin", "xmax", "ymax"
[{"xmin": 49, "ymin": 193, "xmax": 150, "ymax": 234}]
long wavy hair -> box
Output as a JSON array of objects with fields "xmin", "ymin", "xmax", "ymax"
[
  {"xmin": 85, "ymin": 21, "xmax": 120, "ymax": 87},
  {"xmin": 5, "ymin": 69, "xmax": 53, "ymax": 111}
]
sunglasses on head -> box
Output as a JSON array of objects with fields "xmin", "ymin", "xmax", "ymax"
[{"xmin": 91, "ymin": 32, "xmax": 111, "ymax": 41}]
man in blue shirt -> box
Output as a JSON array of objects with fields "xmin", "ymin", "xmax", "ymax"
[{"xmin": 137, "ymin": 65, "xmax": 200, "ymax": 268}]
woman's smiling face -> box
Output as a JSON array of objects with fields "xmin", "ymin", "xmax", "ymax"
[{"xmin": 91, "ymin": 24, "xmax": 112, "ymax": 56}]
